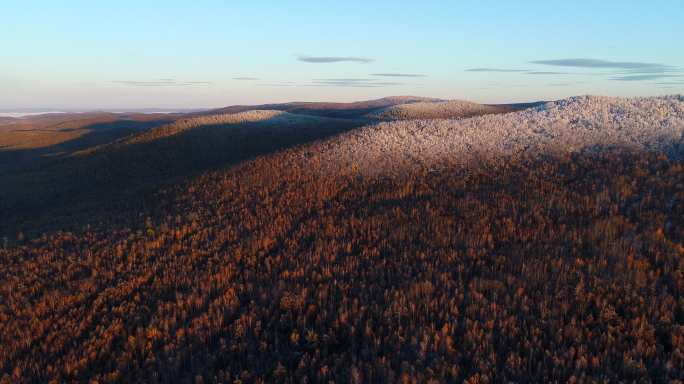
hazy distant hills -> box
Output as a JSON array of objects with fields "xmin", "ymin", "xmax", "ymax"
[
  {"xmin": 0, "ymin": 108, "xmax": 204, "ymax": 117},
  {"xmin": 0, "ymin": 113, "xmax": 175, "ymax": 173}
]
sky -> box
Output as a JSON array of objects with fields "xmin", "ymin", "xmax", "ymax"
[{"xmin": 2, "ymin": 0, "xmax": 683, "ymax": 109}]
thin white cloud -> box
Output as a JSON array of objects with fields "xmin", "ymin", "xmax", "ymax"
[
  {"xmin": 297, "ymin": 55, "xmax": 373, "ymax": 64},
  {"xmin": 112, "ymin": 79, "xmax": 211, "ymax": 87},
  {"xmin": 531, "ymin": 58, "xmax": 678, "ymax": 75},
  {"xmin": 610, "ymin": 74, "xmax": 678, "ymax": 81},
  {"xmin": 257, "ymin": 78, "xmax": 405, "ymax": 88},
  {"xmin": 312, "ymin": 79, "xmax": 403, "ymax": 87},
  {"xmin": 526, "ymin": 71, "xmax": 569, "ymax": 75},
  {"xmin": 466, "ymin": 68, "xmax": 528, "ymax": 73},
  {"xmin": 370, "ymin": 73, "xmax": 426, "ymax": 77}
]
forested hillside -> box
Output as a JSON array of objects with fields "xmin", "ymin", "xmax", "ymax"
[{"xmin": 2, "ymin": 96, "xmax": 684, "ymax": 382}]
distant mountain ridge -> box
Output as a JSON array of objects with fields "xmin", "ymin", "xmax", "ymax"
[{"xmin": 202, "ymin": 96, "xmax": 444, "ymax": 118}]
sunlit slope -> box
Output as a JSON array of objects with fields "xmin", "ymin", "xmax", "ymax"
[{"xmin": 306, "ymin": 96, "xmax": 684, "ymax": 176}]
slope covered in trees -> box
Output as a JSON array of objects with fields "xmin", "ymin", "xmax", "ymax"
[
  {"xmin": 317, "ymin": 96, "xmax": 684, "ymax": 177},
  {"xmin": 367, "ymin": 100, "xmax": 511, "ymax": 120},
  {"xmin": 0, "ymin": 113, "xmax": 174, "ymax": 173},
  {"xmin": 0, "ymin": 111, "xmax": 363, "ymax": 239},
  {"xmin": 1, "ymin": 97, "xmax": 513, "ymax": 240},
  {"xmin": 1, "ymin": 96, "xmax": 684, "ymax": 382}
]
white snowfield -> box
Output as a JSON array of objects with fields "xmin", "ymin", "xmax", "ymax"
[{"xmin": 305, "ymin": 96, "xmax": 684, "ymax": 176}]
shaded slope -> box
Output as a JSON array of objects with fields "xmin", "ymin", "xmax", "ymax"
[
  {"xmin": 0, "ymin": 111, "xmax": 364, "ymax": 238},
  {"xmin": 0, "ymin": 117, "xmax": 16, "ymax": 125},
  {"xmin": 367, "ymin": 100, "xmax": 513, "ymax": 120},
  {"xmin": 0, "ymin": 113, "xmax": 176, "ymax": 173}
]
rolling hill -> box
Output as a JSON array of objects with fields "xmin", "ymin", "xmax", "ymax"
[
  {"xmin": 367, "ymin": 100, "xmax": 513, "ymax": 120},
  {"xmin": 0, "ymin": 97, "xmax": 510, "ymax": 239},
  {"xmin": 0, "ymin": 113, "xmax": 176, "ymax": 173},
  {"xmin": 318, "ymin": 96, "xmax": 684, "ymax": 176},
  {"xmin": 0, "ymin": 110, "xmax": 363, "ymax": 239}
]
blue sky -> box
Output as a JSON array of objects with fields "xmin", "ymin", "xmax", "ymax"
[{"xmin": 2, "ymin": 0, "xmax": 683, "ymax": 109}]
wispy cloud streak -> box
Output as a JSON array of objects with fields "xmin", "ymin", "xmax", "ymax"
[
  {"xmin": 610, "ymin": 74, "xmax": 678, "ymax": 81},
  {"xmin": 531, "ymin": 58, "xmax": 677, "ymax": 74},
  {"xmin": 297, "ymin": 55, "xmax": 373, "ymax": 63},
  {"xmin": 370, "ymin": 73, "xmax": 426, "ymax": 77},
  {"xmin": 257, "ymin": 78, "xmax": 406, "ymax": 88},
  {"xmin": 655, "ymin": 81, "xmax": 684, "ymax": 85},
  {"xmin": 313, "ymin": 78, "xmax": 374, "ymax": 82},
  {"xmin": 469, "ymin": 58, "xmax": 681, "ymax": 83},
  {"xmin": 526, "ymin": 71, "xmax": 569, "ymax": 75},
  {"xmin": 466, "ymin": 68, "xmax": 528, "ymax": 73},
  {"xmin": 112, "ymin": 79, "xmax": 211, "ymax": 87},
  {"xmin": 312, "ymin": 79, "xmax": 402, "ymax": 87}
]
